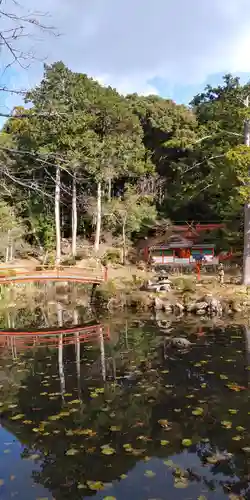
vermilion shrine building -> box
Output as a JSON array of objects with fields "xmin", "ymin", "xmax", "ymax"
[{"xmin": 143, "ymin": 223, "xmax": 227, "ymax": 267}]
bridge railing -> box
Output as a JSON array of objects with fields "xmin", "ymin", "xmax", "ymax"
[{"xmin": 0, "ymin": 264, "xmax": 108, "ymax": 282}]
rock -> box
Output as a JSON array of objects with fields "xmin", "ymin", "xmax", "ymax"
[
  {"xmin": 174, "ymin": 302, "xmax": 185, "ymax": 314},
  {"xmin": 154, "ymin": 296, "xmax": 172, "ymax": 313},
  {"xmin": 209, "ymin": 298, "xmax": 222, "ymax": 314},
  {"xmin": 170, "ymin": 337, "xmax": 192, "ymax": 348},
  {"xmin": 195, "ymin": 301, "xmax": 208, "ymax": 311},
  {"xmin": 186, "ymin": 302, "xmax": 198, "ymax": 313},
  {"xmin": 158, "ymin": 284, "xmax": 171, "ymax": 292},
  {"xmin": 154, "ymin": 297, "xmax": 165, "ymax": 310},
  {"xmin": 164, "ymin": 303, "xmax": 173, "ymax": 313}
]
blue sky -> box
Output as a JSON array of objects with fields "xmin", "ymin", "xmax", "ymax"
[{"xmin": 1, "ymin": 0, "xmax": 250, "ymax": 117}]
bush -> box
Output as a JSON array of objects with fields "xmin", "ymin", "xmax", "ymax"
[
  {"xmin": 173, "ymin": 277, "xmax": 196, "ymax": 294},
  {"xmin": 101, "ymin": 248, "xmax": 121, "ymax": 265},
  {"xmin": 61, "ymin": 256, "xmax": 77, "ymax": 266}
]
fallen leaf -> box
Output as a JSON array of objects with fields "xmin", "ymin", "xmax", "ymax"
[
  {"xmin": 101, "ymin": 447, "xmax": 115, "ymax": 456},
  {"xmin": 192, "ymin": 407, "xmax": 204, "ymax": 416},
  {"xmin": 144, "ymin": 470, "xmax": 156, "ymax": 478},
  {"xmin": 11, "ymin": 414, "xmax": 24, "ymax": 420},
  {"xmin": 66, "ymin": 448, "xmax": 78, "ymax": 456},
  {"xmin": 182, "ymin": 439, "xmax": 192, "ymax": 447},
  {"xmin": 86, "ymin": 480, "xmax": 104, "ymax": 491}
]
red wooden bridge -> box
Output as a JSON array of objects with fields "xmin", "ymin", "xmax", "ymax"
[{"xmin": 0, "ymin": 266, "xmax": 107, "ymax": 285}]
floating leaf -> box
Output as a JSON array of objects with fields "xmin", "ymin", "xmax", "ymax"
[
  {"xmin": 182, "ymin": 439, "xmax": 192, "ymax": 447},
  {"xmin": 219, "ymin": 374, "xmax": 229, "ymax": 380},
  {"xmin": 236, "ymin": 426, "xmax": 245, "ymax": 432},
  {"xmin": 164, "ymin": 459, "xmax": 174, "ymax": 467},
  {"xmin": 86, "ymin": 480, "xmax": 104, "ymax": 491},
  {"xmin": 206, "ymin": 456, "xmax": 218, "ymax": 464},
  {"xmin": 110, "ymin": 426, "xmax": 121, "ymax": 432},
  {"xmin": 228, "ymin": 409, "xmax": 238, "ymax": 415},
  {"xmin": 192, "ymin": 407, "xmax": 204, "ymax": 416},
  {"xmin": 29, "ymin": 454, "xmax": 40, "ymax": 460},
  {"xmin": 22, "ymin": 420, "xmax": 32, "ymax": 425},
  {"xmin": 68, "ymin": 399, "xmax": 81, "ymax": 405},
  {"xmin": 103, "ymin": 497, "xmax": 116, "ymax": 500},
  {"xmin": 174, "ymin": 479, "xmax": 188, "ymax": 488},
  {"xmin": 77, "ymin": 484, "xmax": 86, "ymax": 490},
  {"xmin": 242, "ymin": 447, "xmax": 250, "ymax": 453},
  {"xmin": 120, "ymin": 474, "xmax": 127, "ymax": 479},
  {"xmin": 144, "ymin": 470, "xmax": 156, "ymax": 478},
  {"xmin": 66, "ymin": 448, "xmax": 78, "ymax": 456},
  {"xmin": 221, "ymin": 421, "xmax": 232, "ymax": 429},
  {"xmin": 11, "ymin": 414, "xmax": 24, "ymax": 420},
  {"xmin": 160, "ymin": 440, "xmax": 169, "ymax": 446},
  {"xmin": 123, "ymin": 444, "xmax": 132, "ymax": 450},
  {"xmin": 101, "ymin": 447, "xmax": 115, "ymax": 456},
  {"xmin": 232, "ymin": 435, "xmax": 242, "ymax": 441}
]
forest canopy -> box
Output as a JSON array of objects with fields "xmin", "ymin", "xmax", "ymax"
[{"xmin": 0, "ymin": 63, "xmax": 249, "ymax": 262}]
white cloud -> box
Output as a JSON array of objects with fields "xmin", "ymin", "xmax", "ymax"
[{"xmin": 1, "ymin": 0, "xmax": 250, "ymax": 106}]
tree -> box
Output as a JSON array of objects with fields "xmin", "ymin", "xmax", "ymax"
[{"xmin": 106, "ymin": 185, "xmax": 157, "ymax": 264}]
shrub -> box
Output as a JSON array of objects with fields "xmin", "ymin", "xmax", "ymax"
[
  {"xmin": 61, "ymin": 256, "xmax": 77, "ymax": 266},
  {"xmin": 173, "ymin": 277, "xmax": 196, "ymax": 294},
  {"xmin": 101, "ymin": 248, "xmax": 121, "ymax": 265}
]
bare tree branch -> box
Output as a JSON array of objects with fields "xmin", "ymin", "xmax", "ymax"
[{"xmin": 0, "ymin": 1, "xmax": 58, "ymax": 76}]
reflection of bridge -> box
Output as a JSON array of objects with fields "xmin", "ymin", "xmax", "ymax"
[
  {"xmin": 0, "ymin": 323, "xmax": 110, "ymax": 350},
  {"xmin": 0, "ymin": 266, "xmax": 107, "ymax": 285}
]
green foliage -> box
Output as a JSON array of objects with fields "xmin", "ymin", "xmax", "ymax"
[
  {"xmin": 1, "ymin": 66, "xmax": 250, "ymax": 255},
  {"xmin": 102, "ymin": 248, "xmax": 121, "ymax": 265}
]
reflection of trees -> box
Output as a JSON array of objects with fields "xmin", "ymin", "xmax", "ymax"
[{"xmin": 1, "ymin": 320, "xmax": 250, "ymax": 499}]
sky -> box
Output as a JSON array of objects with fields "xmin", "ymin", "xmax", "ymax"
[{"xmin": 1, "ymin": 0, "xmax": 250, "ymax": 116}]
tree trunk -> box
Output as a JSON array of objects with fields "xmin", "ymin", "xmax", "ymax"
[
  {"xmin": 94, "ymin": 182, "xmax": 102, "ymax": 253},
  {"xmin": 55, "ymin": 165, "xmax": 61, "ymax": 266},
  {"xmin": 5, "ymin": 231, "xmax": 9, "ymax": 263},
  {"xmin": 72, "ymin": 174, "xmax": 77, "ymax": 257},
  {"xmin": 243, "ymin": 118, "xmax": 250, "ymax": 285},
  {"xmin": 122, "ymin": 219, "xmax": 126, "ymax": 265},
  {"xmin": 9, "ymin": 238, "xmax": 13, "ymax": 261},
  {"xmin": 108, "ymin": 177, "xmax": 112, "ymax": 202}
]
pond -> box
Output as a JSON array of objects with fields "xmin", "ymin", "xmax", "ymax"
[{"xmin": 0, "ymin": 296, "xmax": 249, "ymax": 499}]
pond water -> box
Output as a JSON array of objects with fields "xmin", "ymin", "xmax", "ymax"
[{"xmin": 0, "ymin": 297, "xmax": 249, "ymax": 499}]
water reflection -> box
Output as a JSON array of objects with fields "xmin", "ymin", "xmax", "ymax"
[{"xmin": 0, "ymin": 308, "xmax": 249, "ymax": 499}]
